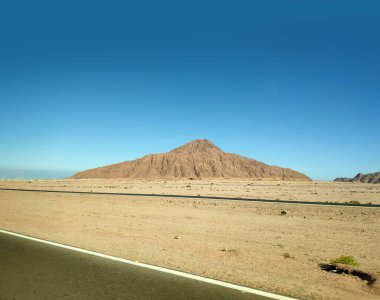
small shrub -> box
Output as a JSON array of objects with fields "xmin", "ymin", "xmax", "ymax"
[
  {"xmin": 349, "ymin": 200, "xmax": 361, "ymax": 204},
  {"xmin": 283, "ymin": 252, "xmax": 292, "ymax": 259},
  {"xmin": 331, "ymin": 255, "xmax": 359, "ymax": 266}
]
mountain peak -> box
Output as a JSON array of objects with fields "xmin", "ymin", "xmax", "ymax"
[
  {"xmin": 334, "ymin": 171, "xmax": 380, "ymax": 184},
  {"xmin": 170, "ymin": 139, "xmax": 222, "ymax": 154},
  {"xmin": 71, "ymin": 139, "xmax": 310, "ymax": 181}
]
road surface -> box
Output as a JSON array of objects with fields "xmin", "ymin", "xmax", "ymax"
[{"xmin": 0, "ymin": 231, "xmax": 280, "ymax": 300}]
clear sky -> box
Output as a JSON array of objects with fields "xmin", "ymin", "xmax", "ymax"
[{"xmin": 0, "ymin": 0, "xmax": 379, "ymax": 180}]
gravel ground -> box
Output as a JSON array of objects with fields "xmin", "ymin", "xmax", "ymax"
[
  {"xmin": 0, "ymin": 180, "xmax": 379, "ymax": 299},
  {"xmin": 1, "ymin": 179, "xmax": 380, "ymax": 204}
]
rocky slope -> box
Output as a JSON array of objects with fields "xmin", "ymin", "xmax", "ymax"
[
  {"xmin": 334, "ymin": 172, "xmax": 380, "ymax": 184},
  {"xmin": 71, "ymin": 139, "xmax": 310, "ymax": 180}
]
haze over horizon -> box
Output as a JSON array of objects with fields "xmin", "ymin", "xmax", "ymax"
[{"xmin": 1, "ymin": 1, "xmax": 379, "ymax": 180}]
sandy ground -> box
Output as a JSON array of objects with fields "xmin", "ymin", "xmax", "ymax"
[
  {"xmin": 0, "ymin": 178, "xmax": 379, "ymax": 204},
  {"xmin": 0, "ymin": 180, "xmax": 379, "ymax": 300}
]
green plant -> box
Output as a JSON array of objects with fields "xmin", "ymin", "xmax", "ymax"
[{"xmin": 331, "ymin": 255, "xmax": 359, "ymax": 266}]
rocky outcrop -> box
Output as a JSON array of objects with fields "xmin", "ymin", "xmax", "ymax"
[
  {"xmin": 333, "ymin": 177, "xmax": 352, "ymax": 183},
  {"xmin": 71, "ymin": 139, "xmax": 311, "ymax": 181},
  {"xmin": 334, "ymin": 172, "xmax": 380, "ymax": 184}
]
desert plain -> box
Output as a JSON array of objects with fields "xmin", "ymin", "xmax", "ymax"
[{"xmin": 0, "ymin": 179, "xmax": 379, "ymax": 300}]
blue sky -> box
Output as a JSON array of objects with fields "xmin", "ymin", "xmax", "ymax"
[{"xmin": 0, "ymin": 0, "xmax": 379, "ymax": 180}]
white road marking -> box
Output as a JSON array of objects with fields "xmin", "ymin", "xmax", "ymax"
[{"xmin": 0, "ymin": 228, "xmax": 298, "ymax": 300}]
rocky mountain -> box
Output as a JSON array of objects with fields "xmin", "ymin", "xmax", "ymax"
[
  {"xmin": 334, "ymin": 172, "xmax": 380, "ymax": 184},
  {"xmin": 71, "ymin": 139, "xmax": 310, "ymax": 180},
  {"xmin": 333, "ymin": 177, "xmax": 351, "ymax": 183}
]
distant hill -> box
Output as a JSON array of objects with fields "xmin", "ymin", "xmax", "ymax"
[
  {"xmin": 71, "ymin": 139, "xmax": 310, "ymax": 181},
  {"xmin": 334, "ymin": 172, "xmax": 380, "ymax": 184}
]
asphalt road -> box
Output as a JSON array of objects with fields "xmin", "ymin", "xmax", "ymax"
[
  {"xmin": 1, "ymin": 187, "xmax": 379, "ymax": 207},
  {"xmin": 0, "ymin": 232, "xmax": 272, "ymax": 300}
]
